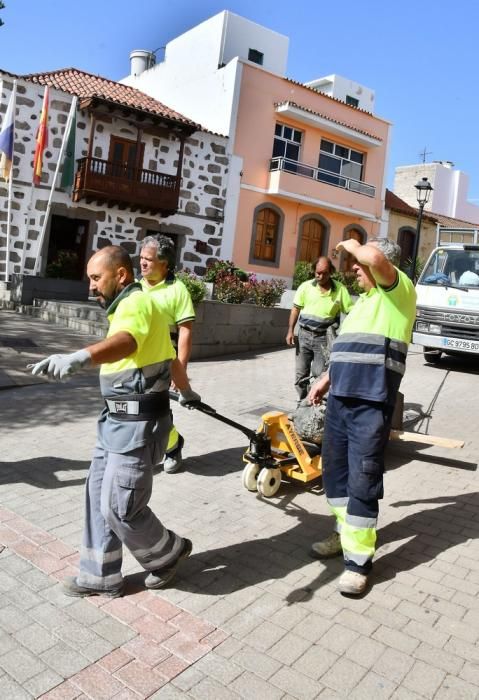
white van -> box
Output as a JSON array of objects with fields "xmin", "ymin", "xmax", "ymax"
[{"xmin": 412, "ymin": 227, "xmax": 479, "ymax": 363}]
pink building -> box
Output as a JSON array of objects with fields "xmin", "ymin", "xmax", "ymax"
[{"xmin": 123, "ymin": 11, "xmax": 391, "ymax": 284}]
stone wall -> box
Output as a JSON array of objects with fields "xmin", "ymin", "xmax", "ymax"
[
  {"xmin": 0, "ymin": 74, "xmax": 230, "ymax": 279},
  {"xmin": 192, "ymin": 300, "xmax": 289, "ymax": 358}
]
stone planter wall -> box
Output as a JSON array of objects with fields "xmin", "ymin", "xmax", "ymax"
[
  {"xmin": 191, "ymin": 300, "xmax": 289, "ymax": 359},
  {"xmin": 11, "ymin": 274, "xmax": 89, "ymax": 305}
]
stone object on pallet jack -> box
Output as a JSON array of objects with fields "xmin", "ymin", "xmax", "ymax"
[{"xmin": 293, "ymin": 396, "xmax": 328, "ymax": 444}]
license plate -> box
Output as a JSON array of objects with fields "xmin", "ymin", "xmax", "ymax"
[{"xmin": 442, "ymin": 337, "xmax": 479, "ymax": 351}]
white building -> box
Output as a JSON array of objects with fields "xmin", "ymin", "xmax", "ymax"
[
  {"xmin": 0, "ymin": 68, "xmax": 230, "ymax": 281},
  {"xmin": 121, "ymin": 10, "xmax": 386, "ymax": 273},
  {"xmin": 121, "ymin": 11, "xmax": 289, "ymax": 140},
  {"xmin": 305, "ymin": 74, "xmax": 375, "ymax": 113},
  {"xmin": 393, "ymin": 161, "xmax": 479, "ymax": 225}
]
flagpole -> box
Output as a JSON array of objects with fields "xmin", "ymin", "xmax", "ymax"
[
  {"xmin": 33, "ymin": 96, "xmax": 77, "ymax": 276},
  {"xmin": 4, "ymin": 80, "xmax": 17, "ymax": 283},
  {"xmin": 19, "ymin": 183, "xmax": 35, "ymax": 275}
]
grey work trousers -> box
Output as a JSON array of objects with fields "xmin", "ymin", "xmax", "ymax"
[
  {"xmin": 77, "ymin": 432, "xmax": 184, "ymax": 592},
  {"xmin": 295, "ymin": 327, "xmax": 330, "ymax": 400}
]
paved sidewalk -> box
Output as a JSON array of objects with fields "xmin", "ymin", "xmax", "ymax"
[{"xmin": 0, "ymin": 309, "xmax": 479, "ymax": 699}]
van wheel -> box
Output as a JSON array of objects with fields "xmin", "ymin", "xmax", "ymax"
[{"xmin": 424, "ymin": 348, "xmax": 442, "ymax": 364}]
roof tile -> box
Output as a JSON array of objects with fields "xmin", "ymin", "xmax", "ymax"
[
  {"xmin": 275, "ymin": 100, "xmax": 382, "ymax": 141},
  {"xmin": 385, "ymin": 189, "xmax": 478, "ymax": 227},
  {"xmin": 20, "ymin": 67, "xmax": 201, "ymax": 128}
]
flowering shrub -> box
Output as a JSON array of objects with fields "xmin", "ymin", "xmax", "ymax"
[
  {"xmin": 175, "ymin": 268, "xmax": 207, "ymax": 306},
  {"xmin": 204, "ymin": 259, "xmax": 248, "ymax": 282},
  {"xmin": 214, "ymin": 271, "xmax": 286, "ymax": 307},
  {"xmin": 249, "ymin": 278, "xmax": 287, "ymax": 307},
  {"xmin": 214, "ymin": 272, "xmax": 251, "ymax": 304},
  {"xmin": 293, "ymin": 260, "xmax": 314, "ymax": 289},
  {"xmin": 332, "ymin": 271, "xmax": 362, "ymax": 296}
]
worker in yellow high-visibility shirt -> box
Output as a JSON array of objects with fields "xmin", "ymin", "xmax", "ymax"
[
  {"xmin": 140, "ymin": 235, "xmax": 195, "ymax": 473},
  {"xmin": 309, "ymin": 238, "xmax": 416, "ymax": 596}
]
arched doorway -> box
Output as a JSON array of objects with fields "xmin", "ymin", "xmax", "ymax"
[
  {"xmin": 398, "ymin": 227, "xmax": 416, "ymax": 272},
  {"xmin": 250, "ymin": 206, "xmax": 282, "ymax": 263},
  {"xmin": 298, "ymin": 217, "xmax": 326, "ymax": 262}
]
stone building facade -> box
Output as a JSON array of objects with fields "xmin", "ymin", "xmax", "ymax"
[{"xmin": 0, "ymin": 68, "xmax": 230, "ymax": 281}]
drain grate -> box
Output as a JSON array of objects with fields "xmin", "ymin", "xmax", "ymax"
[
  {"xmin": 0, "ymin": 336, "xmax": 38, "ymax": 348},
  {"xmin": 238, "ymin": 404, "xmax": 284, "ymax": 417}
]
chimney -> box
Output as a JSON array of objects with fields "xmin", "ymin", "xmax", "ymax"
[{"xmin": 129, "ymin": 50, "xmax": 155, "ymax": 77}]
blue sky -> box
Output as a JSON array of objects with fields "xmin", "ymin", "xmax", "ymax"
[{"xmin": 1, "ymin": 0, "xmax": 478, "ymax": 199}]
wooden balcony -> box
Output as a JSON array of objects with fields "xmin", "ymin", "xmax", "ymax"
[{"xmin": 72, "ymin": 157, "xmax": 180, "ymax": 215}]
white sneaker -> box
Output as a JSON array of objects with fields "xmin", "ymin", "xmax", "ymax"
[
  {"xmin": 310, "ymin": 531, "xmax": 342, "ymax": 559},
  {"xmin": 163, "ymin": 435, "xmax": 184, "ymax": 474},
  {"xmin": 338, "ymin": 570, "xmax": 368, "ymax": 596}
]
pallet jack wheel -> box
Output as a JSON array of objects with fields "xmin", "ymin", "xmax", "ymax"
[
  {"xmin": 257, "ymin": 468, "xmax": 282, "ymax": 498},
  {"xmin": 242, "ymin": 463, "xmax": 260, "ymax": 491}
]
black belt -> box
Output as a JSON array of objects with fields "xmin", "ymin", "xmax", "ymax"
[
  {"xmin": 105, "ymin": 391, "xmax": 170, "ymax": 421},
  {"xmin": 299, "ymin": 326, "xmax": 328, "ymax": 335}
]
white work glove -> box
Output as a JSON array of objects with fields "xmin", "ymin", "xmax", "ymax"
[
  {"xmin": 29, "ymin": 349, "xmax": 91, "ymax": 381},
  {"xmin": 179, "ymin": 388, "xmax": 201, "ymax": 408}
]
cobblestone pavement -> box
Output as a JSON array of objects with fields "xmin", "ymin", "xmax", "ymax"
[{"xmin": 0, "ymin": 309, "xmax": 479, "ymax": 699}]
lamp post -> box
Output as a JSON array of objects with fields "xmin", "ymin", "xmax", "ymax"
[{"xmin": 409, "ymin": 176, "xmax": 433, "ymax": 281}]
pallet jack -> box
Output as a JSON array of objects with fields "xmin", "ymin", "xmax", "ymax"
[
  {"xmin": 171, "ymin": 394, "xmax": 465, "ymax": 498},
  {"xmin": 171, "ymin": 394, "xmax": 323, "ymax": 498}
]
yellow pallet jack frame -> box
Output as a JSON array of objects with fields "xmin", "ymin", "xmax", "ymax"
[{"xmin": 173, "ymin": 395, "xmax": 464, "ymax": 499}]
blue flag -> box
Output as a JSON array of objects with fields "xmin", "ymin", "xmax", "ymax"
[{"xmin": 0, "ymin": 85, "xmax": 15, "ymax": 181}]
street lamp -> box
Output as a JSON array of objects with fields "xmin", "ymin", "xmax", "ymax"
[{"xmin": 409, "ymin": 176, "xmax": 433, "ymax": 281}]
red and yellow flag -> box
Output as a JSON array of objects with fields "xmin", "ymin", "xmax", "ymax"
[{"xmin": 33, "ymin": 86, "xmax": 49, "ymax": 186}]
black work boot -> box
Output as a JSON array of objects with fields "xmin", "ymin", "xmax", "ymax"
[
  {"xmin": 63, "ymin": 576, "xmax": 123, "ymax": 598},
  {"xmin": 145, "ymin": 538, "xmax": 193, "ymax": 589}
]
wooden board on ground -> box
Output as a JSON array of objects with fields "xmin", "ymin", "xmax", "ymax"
[{"xmin": 389, "ymin": 430, "xmax": 464, "ymax": 449}]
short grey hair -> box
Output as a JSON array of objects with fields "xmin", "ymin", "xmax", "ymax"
[
  {"xmin": 141, "ymin": 234, "xmax": 176, "ymax": 270},
  {"xmin": 368, "ymin": 237, "xmax": 401, "ymax": 267}
]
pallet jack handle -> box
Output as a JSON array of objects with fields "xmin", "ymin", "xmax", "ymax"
[{"xmin": 169, "ymin": 391, "xmax": 258, "ymax": 441}]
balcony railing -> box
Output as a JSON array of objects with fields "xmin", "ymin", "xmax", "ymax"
[
  {"xmin": 72, "ymin": 157, "xmax": 181, "ymax": 214},
  {"xmin": 269, "ymin": 156, "xmax": 376, "ymax": 198}
]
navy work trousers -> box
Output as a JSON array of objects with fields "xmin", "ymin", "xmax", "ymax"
[{"xmin": 321, "ymin": 394, "xmax": 395, "ymax": 574}]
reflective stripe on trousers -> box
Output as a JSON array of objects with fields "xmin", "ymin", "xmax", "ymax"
[
  {"xmin": 78, "ymin": 418, "xmax": 183, "ymax": 591},
  {"xmin": 322, "ymin": 394, "xmax": 394, "ymax": 574},
  {"xmin": 166, "ymin": 421, "xmax": 180, "ymax": 453},
  {"xmin": 328, "ymin": 498, "xmax": 376, "ymax": 568}
]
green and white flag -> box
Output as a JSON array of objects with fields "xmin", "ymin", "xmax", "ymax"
[{"xmin": 60, "ymin": 109, "xmax": 76, "ymax": 191}]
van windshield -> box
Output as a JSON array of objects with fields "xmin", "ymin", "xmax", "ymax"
[{"xmin": 420, "ymin": 249, "xmax": 479, "ymax": 288}]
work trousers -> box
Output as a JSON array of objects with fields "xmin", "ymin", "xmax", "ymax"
[
  {"xmin": 321, "ymin": 394, "xmax": 394, "ymax": 574},
  {"xmin": 295, "ymin": 327, "xmax": 330, "ymax": 399},
  {"xmin": 77, "ymin": 427, "xmax": 184, "ymax": 591}
]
